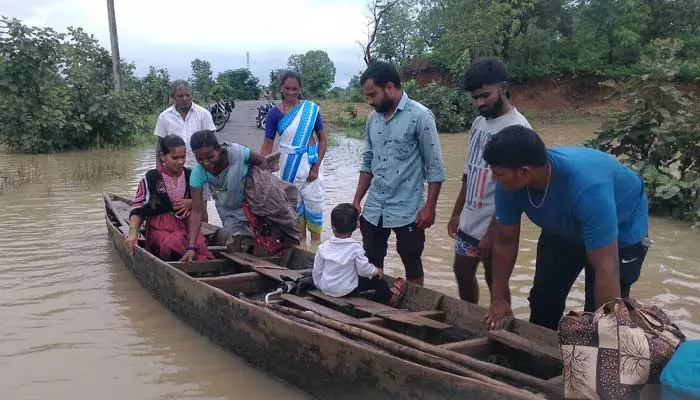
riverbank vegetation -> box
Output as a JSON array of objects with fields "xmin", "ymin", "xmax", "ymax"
[{"xmin": 3, "ymin": 0, "xmax": 699, "ymax": 222}]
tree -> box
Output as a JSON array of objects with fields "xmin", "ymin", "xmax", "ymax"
[
  {"xmin": 346, "ymin": 74, "xmax": 363, "ymax": 102},
  {"xmin": 215, "ymin": 69, "xmax": 260, "ymax": 100},
  {"xmin": 361, "ymin": 0, "xmax": 401, "ymax": 66},
  {"xmin": 0, "ymin": 17, "xmax": 148, "ymax": 153},
  {"xmin": 285, "ymin": 51, "xmax": 336, "ymax": 98},
  {"xmin": 586, "ymin": 39, "xmax": 700, "ymax": 221},
  {"xmin": 575, "ymin": 0, "xmax": 649, "ymax": 67},
  {"xmin": 138, "ymin": 66, "xmax": 171, "ymax": 113},
  {"xmin": 373, "ymin": 0, "xmax": 420, "ymax": 68},
  {"xmin": 268, "ymin": 68, "xmax": 288, "ymax": 100},
  {"xmin": 190, "ymin": 58, "xmax": 215, "ymax": 101},
  {"xmin": 287, "ymin": 54, "xmax": 304, "ymax": 72}
]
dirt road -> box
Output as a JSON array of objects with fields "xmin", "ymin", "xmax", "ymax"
[{"xmin": 215, "ymin": 100, "xmax": 269, "ymax": 150}]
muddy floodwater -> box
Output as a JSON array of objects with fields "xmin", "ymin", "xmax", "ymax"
[{"xmin": 1, "ymin": 116, "xmax": 698, "ymax": 399}]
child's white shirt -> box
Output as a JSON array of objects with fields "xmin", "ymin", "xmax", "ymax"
[{"xmin": 312, "ymin": 237, "xmax": 378, "ymax": 297}]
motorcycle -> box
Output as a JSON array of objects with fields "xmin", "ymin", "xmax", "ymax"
[
  {"xmin": 256, "ymin": 101, "xmax": 276, "ymax": 130},
  {"xmin": 209, "ymin": 99, "xmax": 232, "ymax": 132},
  {"xmin": 223, "ymin": 99, "xmax": 235, "ymax": 122}
]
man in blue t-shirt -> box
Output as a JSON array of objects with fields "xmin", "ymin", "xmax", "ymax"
[{"xmin": 482, "ymin": 125, "xmax": 650, "ymax": 331}]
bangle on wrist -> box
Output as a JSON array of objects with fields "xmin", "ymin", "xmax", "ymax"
[
  {"xmin": 129, "ymin": 226, "xmax": 138, "ymax": 232},
  {"xmin": 187, "ymin": 245, "xmax": 196, "ymax": 251}
]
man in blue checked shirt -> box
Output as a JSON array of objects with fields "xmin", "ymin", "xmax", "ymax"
[{"xmin": 352, "ymin": 61, "xmax": 446, "ymax": 286}]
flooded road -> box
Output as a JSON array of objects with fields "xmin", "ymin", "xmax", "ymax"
[{"xmin": 0, "ymin": 101, "xmax": 698, "ymax": 399}]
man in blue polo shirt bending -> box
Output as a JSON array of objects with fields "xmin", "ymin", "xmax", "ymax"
[{"xmin": 483, "ymin": 125, "xmax": 650, "ymax": 331}]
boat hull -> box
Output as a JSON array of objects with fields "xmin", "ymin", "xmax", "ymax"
[{"xmin": 105, "ymin": 213, "xmax": 529, "ymax": 400}]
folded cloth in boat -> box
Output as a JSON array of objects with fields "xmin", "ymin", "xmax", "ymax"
[{"xmin": 244, "ymin": 153, "xmax": 301, "ymax": 248}]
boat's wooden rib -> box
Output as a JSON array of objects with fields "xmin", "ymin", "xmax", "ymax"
[
  {"xmin": 259, "ymin": 297, "xmax": 546, "ymax": 400},
  {"xmin": 103, "ymin": 192, "xmax": 564, "ymax": 399}
]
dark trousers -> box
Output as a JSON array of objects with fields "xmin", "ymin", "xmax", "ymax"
[
  {"xmin": 529, "ymin": 231, "xmax": 649, "ymax": 330},
  {"xmin": 360, "ymin": 216, "xmax": 425, "ymax": 279},
  {"xmin": 349, "ymin": 276, "xmax": 392, "ymax": 303}
]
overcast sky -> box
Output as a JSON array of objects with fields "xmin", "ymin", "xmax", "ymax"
[{"xmin": 2, "ymin": 0, "xmax": 370, "ymax": 87}]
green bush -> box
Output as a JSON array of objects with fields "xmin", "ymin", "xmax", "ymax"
[
  {"xmin": 404, "ymin": 80, "xmax": 475, "ymax": 133},
  {"xmin": 585, "ymin": 39, "xmax": 700, "ymax": 222},
  {"xmin": 0, "ymin": 18, "xmax": 150, "ymax": 153}
]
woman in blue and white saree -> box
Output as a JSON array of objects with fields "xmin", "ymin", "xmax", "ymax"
[{"xmin": 261, "ymin": 70, "xmax": 328, "ymax": 248}]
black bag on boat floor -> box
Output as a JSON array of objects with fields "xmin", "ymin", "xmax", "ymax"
[{"xmin": 279, "ymin": 273, "xmax": 315, "ymax": 295}]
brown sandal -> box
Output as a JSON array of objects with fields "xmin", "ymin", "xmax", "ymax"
[{"xmin": 388, "ymin": 278, "xmax": 407, "ymax": 308}]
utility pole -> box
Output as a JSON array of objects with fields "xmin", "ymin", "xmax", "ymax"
[
  {"xmin": 246, "ymin": 52, "xmax": 250, "ymax": 70},
  {"xmin": 107, "ymin": 0, "xmax": 123, "ymax": 92}
]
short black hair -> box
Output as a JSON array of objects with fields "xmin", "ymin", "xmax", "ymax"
[
  {"xmin": 483, "ymin": 125, "xmax": 548, "ymax": 168},
  {"xmin": 279, "ymin": 70, "xmax": 302, "ymax": 88},
  {"xmin": 190, "ymin": 130, "xmax": 220, "ymax": 152},
  {"xmin": 360, "ymin": 60, "xmax": 402, "ymax": 89},
  {"xmin": 331, "ymin": 203, "xmax": 359, "ymax": 235},
  {"xmin": 160, "ymin": 134, "xmax": 185, "ymax": 154},
  {"xmin": 463, "ymin": 57, "xmax": 508, "ymax": 92}
]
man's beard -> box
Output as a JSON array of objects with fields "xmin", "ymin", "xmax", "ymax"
[
  {"xmin": 479, "ymin": 96, "xmax": 504, "ymax": 119},
  {"xmin": 373, "ymin": 96, "xmax": 394, "ymax": 113}
]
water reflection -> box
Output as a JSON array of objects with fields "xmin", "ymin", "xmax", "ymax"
[{"xmin": 0, "ymin": 148, "xmax": 308, "ymax": 399}]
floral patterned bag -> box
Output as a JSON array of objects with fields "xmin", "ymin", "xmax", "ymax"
[{"xmin": 558, "ymin": 298, "xmax": 686, "ymax": 399}]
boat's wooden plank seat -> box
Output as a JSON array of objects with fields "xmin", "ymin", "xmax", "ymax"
[
  {"xmin": 308, "ymin": 290, "xmax": 352, "ymax": 307},
  {"xmin": 198, "ymin": 272, "xmax": 270, "ymax": 293},
  {"xmin": 343, "ymin": 297, "xmax": 451, "ymax": 330},
  {"xmin": 306, "ymin": 290, "xmax": 450, "ymax": 330},
  {"xmin": 359, "ymin": 310, "xmax": 444, "ymax": 324},
  {"xmin": 170, "ymin": 259, "xmax": 233, "ymax": 275},
  {"xmin": 220, "ymin": 251, "xmax": 288, "ymax": 270},
  {"xmin": 486, "ymin": 329, "xmax": 560, "ymax": 360},
  {"xmin": 207, "ymin": 245, "xmax": 228, "ymax": 252}
]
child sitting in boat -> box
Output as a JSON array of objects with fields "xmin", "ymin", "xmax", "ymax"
[{"xmin": 312, "ymin": 203, "xmax": 397, "ymax": 304}]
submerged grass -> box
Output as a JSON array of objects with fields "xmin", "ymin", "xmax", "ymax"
[
  {"xmin": 319, "ymin": 100, "xmax": 371, "ymax": 140},
  {"xmin": 61, "ymin": 154, "xmax": 131, "ymax": 186},
  {"xmin": 0, "ymin": 159, "xmax": 42, "ymax": 194}
]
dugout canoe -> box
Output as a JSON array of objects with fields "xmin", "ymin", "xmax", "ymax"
[{"xmin": 103, "ymin": 192, "xmax": 565, "ymax": 399}]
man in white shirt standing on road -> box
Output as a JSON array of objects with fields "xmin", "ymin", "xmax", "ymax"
[
  {"xmin": 154, "ymin": 80, "xmax": 217, "ymax": 221},
  {"xmin": 154, "ymin": 80, "xmax": 216, "ymax": 169}
]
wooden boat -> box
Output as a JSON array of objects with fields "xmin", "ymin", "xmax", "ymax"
[{"xmin": 104, "ymin": 192, "xmax": 565, "ymax": 399}]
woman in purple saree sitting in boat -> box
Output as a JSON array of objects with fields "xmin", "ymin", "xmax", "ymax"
[{"xmin": 125, "ymin": 134, "xmax": 214, "ymax": 261}]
